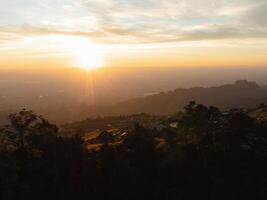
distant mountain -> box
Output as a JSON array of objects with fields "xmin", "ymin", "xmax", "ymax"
[
  {"xmin": 1, "ymin": 80, "xmax": 267, "ymax": 124},
  {"xmin": 85, "ymin": 80, "xmax": 267, "ymax": 117}
]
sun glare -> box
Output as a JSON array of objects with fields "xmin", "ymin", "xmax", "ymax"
[{"xmin": 64, "ymin": 37, "xmax": 103, "ymax": 70}]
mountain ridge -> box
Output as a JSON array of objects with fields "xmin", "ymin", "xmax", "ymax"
[{"xmin": 85, "ymin": 80, "xmax": 267, "ymax": 117}]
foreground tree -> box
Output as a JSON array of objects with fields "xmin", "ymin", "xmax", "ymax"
[
  {"xmin": 1, "ymin": 104, "xmax": 267, "ymax": 200},
  {"xmin": 0, "ymin": 109, "xmax": 58, "ymax": 151}
]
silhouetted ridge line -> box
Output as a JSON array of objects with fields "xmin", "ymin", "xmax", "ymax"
[{"xmin": 85, "ymin": 80, "xmax": 267, "ymax": 117}]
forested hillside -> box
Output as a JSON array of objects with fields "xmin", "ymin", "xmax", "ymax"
[
  {"xmin": 1, "ymin": 102, "xmax": 267, "ymax": 200},
  {"xmin": 85, "ymin": 80, "xmax": 267, "ymax": 117}
]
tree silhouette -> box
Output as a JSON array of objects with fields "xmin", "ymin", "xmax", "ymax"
[
  {"xmin": 0, "ymin": 109, "xmax": 57, "ymax": 151},
  {"xmin": 1, "ymin": 104, "xmax": 267, "ymax": 200}
]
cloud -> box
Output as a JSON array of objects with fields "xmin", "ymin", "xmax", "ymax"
[
  {"xmin": 77, "ymin": 0, "xmax": 267, "ymax": 43},
  {"xmin": 241, "ymin": 1, "xmax": 267, "ymax": 26},
  {"xmin": 0, "ymin": 0, "xmax": 267, "ymax": 44}
]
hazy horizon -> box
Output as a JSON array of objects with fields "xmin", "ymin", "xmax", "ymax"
[{"xmin": 1, "ymin": 66, "xmax": 267, "ymax": 116}]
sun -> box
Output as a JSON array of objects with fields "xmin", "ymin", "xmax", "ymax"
[{"xmin": 65, "ymin": 37, "xmax": 103, "ymax": 70}]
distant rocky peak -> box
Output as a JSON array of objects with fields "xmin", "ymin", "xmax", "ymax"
[{"xmin": 234, "ymin": 80, "xmax": 260, "ymax": 89}]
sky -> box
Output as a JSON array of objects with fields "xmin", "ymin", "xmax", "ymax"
[{"xmin": 0, "ymin": 0, "xmax": 267, "ymax": 69}]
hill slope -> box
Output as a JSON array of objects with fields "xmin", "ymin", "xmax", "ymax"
[{"xmin": 86, "ymin": 80, "xmax": 267, "ymax": 117}]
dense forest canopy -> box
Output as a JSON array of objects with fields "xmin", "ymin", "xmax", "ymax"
[{"xmin": 1, "ymin": 102, "xmax": 267, "ymax": 200}]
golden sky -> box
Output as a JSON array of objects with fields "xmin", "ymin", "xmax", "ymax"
[{"xmin": 1, "ymin": 0, "xmax": 267, "ymax": 70}]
